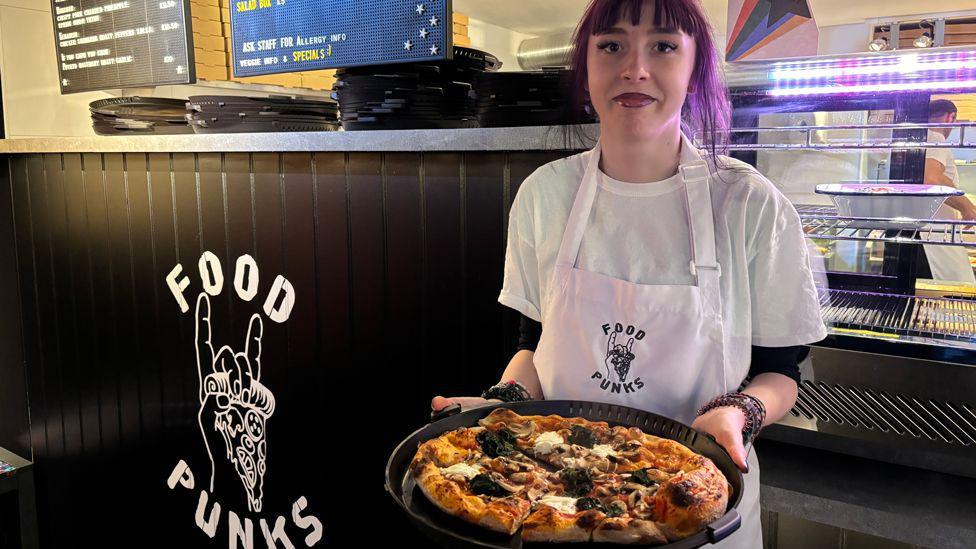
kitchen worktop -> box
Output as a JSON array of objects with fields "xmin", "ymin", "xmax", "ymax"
[
  {"xmin": 0, "ymin": 125, "xmax": 599, "ymax": 154},
  {"xmin": 756, "ymin": 438, "xmax": 976, "ymax": 549}
]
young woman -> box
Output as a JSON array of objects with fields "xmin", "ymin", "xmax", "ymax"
[{"xmin": 432, "ymin": 1, "xmax": 826, "ymax": 546}]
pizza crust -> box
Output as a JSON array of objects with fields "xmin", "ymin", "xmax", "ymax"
[
  {"xmin": 410, "ymin": 432, "xmax": 477, "ymax": 472},
  {"xmin": 521, "ymin": 505, "xmax": 599, "ymax": 543},
  {"xmin": 653, "ymin": 458, "xmax": 729, "ymax": 540},
  {"xmin": 413, "ymin": 461, "xmax": 528, "ymax": 535},
  {"xmin": 414, "ymin": 462, "xmax": 493, "ymax": 527},
  {"xmin": 592, "ymin": 517, "xmax": 668, "ymax": 545}
]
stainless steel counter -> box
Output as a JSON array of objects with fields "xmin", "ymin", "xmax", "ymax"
[
  {"xmin": 757, "ymin": 438, "xmax": 976, "ymax": 549},
  {"xmin": 0, "ymin": 125, "xmax": 599, "ymax": 154}
]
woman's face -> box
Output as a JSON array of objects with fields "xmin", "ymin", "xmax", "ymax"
[{"xmin": 585, "ymin": 5, "xmax": 696, "ymax": 138}]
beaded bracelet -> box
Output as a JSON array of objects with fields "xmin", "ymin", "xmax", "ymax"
[
  {"xmin": 697, "ymin": 392, "xmax": 767, "ymax": 443},
  {"xmin": 740, "ymin": 393, "xmax": 767, "ymax": 421},
  {"xmin": 481, "ymin": 380, "xmax": 532, "ymax": 403}
]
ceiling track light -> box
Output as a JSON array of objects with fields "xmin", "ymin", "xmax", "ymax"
[
  {"xmin": 869, "ymin": 37, "xmax": 889, "ymax": 52},
  {"xmin": 869, "ymin": 23, "xmax": 898, "ymax": 53},
  {"xmin": 915, "ymin": 20, "xmax": 934, "ymax": 48},
  {"xmin": 914, "ymin": 33, "xmax": 933, "ymax": 48},
  {"xmin": 869, "ymin": 26, "xmax": 890, "ymax": 52}
]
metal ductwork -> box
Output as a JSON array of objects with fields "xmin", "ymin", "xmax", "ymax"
[{"xmin": 517, "ymin": 30, "xmax": 574, "ymax": 70}]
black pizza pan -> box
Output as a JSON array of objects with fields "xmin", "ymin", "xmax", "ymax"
[
  {"xmin": 385, "ymin": 400, "xmax": 744, "ymax": 549},
  {"xmin": 89, "ymin": 96, "xmax": 188, "ymax": 117},
  {"xmin": 341, "ymin": 119, "xmax": 479, "ymax": 131},
  {"xmin": 187, "ymin": 118, "xmax": 338, "ymax": 133}
]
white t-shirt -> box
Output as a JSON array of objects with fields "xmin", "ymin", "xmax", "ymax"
[
  {"xmin": 927, "ymin": 130, "xmax": 961, "ymax": 221},
  {"xmin": 927, "ymin": 130, "xmax": 959, "ymax": 186},
  {"xmin": 498, "ymin": 149, "xmax": 828, "ymax": 353}
]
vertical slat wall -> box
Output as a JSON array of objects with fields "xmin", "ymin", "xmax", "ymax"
[
  {"xmin": 0, "ymin": 157, "xmax": 29, "ymax": 461},
  {"xmin": 2, "ymin": 150, "xmax": 569, "ymax": 548}
]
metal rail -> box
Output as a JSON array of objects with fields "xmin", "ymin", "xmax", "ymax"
[
  {"xmin": 696, "ymin": 121, "xmax": 976, "ymax": 151},
  {"xmin": 819, "ymin": 287, "xmax": 976, "ymax": 348},
  {"xmin": 798, "ymin": 205, "xmax": 976, "ymax": 247}
]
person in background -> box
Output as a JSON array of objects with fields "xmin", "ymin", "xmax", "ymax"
[{"xmin": 923, "ymin": 99, "xmax": 976, "ymax": 284}]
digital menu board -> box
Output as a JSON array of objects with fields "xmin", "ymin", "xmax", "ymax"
[
  {"xmin": 52, "ymin": 0, "xmax": 194, "ymax": 94},
  {"xmin": 229, "ymin": 0, "xmax": 452, "ymax": 77}
]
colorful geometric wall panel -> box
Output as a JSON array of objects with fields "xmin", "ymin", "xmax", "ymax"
[{"xmin": 726, "ymin": 0, "xmax": 819, "ymax": 62}]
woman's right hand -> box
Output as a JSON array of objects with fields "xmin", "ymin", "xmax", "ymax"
[{"xmin": 431, "ymin": 395, "xmax": 501, "ymax": 413}]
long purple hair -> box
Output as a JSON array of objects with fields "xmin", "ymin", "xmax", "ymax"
[{"xmin": 567, "ymin": 0, "xmax": 731, "ymax": 160}]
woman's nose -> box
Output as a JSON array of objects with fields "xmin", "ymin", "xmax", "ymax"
[{"xmin": 621, "ymin": 50, "xmax": 650, "ymax": 81}]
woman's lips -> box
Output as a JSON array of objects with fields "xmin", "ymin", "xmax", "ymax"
[{"xmin": 612, "ymin": 93, "xmax": 656, "ymax": 108}]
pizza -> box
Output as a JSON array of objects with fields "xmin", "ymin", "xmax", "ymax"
[{"xmin": 408, "ymin": 408, "xmax": 731, "ymax": 544}]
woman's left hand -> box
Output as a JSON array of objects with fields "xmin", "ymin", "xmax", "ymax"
[{"xmin": 691, "ymin": 406, "xmax": 750, "ymax": 473}]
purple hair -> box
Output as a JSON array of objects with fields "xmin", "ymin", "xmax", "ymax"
[{"xmin": 567, "ymin": 0, "xmax": 731, "ymax": 159}]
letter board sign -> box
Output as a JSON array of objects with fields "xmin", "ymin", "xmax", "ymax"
[{"xmin": 229, "ymin": 0, "xmax": 453, "ymax": 77}]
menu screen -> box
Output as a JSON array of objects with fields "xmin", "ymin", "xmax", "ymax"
[
  {"xmin": 52, "ymin": 0, "xmax": 194, "ymax": 94},
  {"xmin": 229, "ymin": 0, "xmax": 452, "ymax": 77}
]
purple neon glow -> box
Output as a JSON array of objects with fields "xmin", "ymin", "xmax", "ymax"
[
  {"xmin": 770, "ymin": 53, "xmax": 976, "ymax": 80},
  {"xmin": 770, "ymin": 79, "xmax": 976, "ymax": 96},
  {"xmin": 766, "ymin": 50, "xmax": 976, "ymax": 95}
]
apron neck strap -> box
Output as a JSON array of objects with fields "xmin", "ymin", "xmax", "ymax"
[
  {"xmin": 554, "ymin": 143, "xmax": 602, "ymax": 269},
  {"xmin": 680, "ymin": 160, "xmax": 721, "ymax": 279}
]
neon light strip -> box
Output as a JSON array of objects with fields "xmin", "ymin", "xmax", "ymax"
[
  {"xmin": 769, "ymin": 79, "xmax": 976, "ymax": 96},
  {"xmin": 769, "ymin": 54, "xmax": 976, "ymax": 80}
]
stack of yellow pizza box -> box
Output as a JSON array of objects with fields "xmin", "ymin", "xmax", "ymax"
[
  {"xmin": 190, "ymin": 0, "xmax": 229, "ymax": 81},
  {"xmin": 453, "ymin": 12, "xmax": 470, "ymax": 47}
]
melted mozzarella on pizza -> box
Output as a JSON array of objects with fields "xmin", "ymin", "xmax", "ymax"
[
  {"xmin": 589, "ymin": 444, "xmax": 617, "ymax": 458},
  {"xmin": 533, "ymin": 431, "xmax": 564, "ymax": 455},
  {"xmin": 538, "ymin": 495, "xmax": 578, "ymax": 515},
  {"xmin": 440, "ymin": 462, "xmax": 482, "ymax": 480}
]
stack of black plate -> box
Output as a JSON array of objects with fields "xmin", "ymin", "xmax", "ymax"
[
  {"xmin": 475, "ymin": 69, "xmax": 596, "ymax": 127},
  {"xmin": 333, "ymin": 46, "xmax": 500, "ymax": 131},
  {"xmin": 186, "ymin": 95, "xmax": 339, "ymax": 133},
  {"xmin": 90, "ymin": 97, "xmax": 192, "ymax": 135}
]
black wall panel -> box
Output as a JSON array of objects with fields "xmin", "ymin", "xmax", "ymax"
[
  {"xmin": 0, "ymin": 157, "xmax": 29, "ymax": 461},
  {"xmin": 0, "ymin": 149, "xmax": 575, "ymax": 548}
]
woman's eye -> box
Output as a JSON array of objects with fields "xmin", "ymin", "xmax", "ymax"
[
  {"xmin": 655, "ymin": 41, "xmax": 678, "ymax": 53},
  {"xmin": 596, "ymin": 41, "xmax": 621, "ymax": 53}
]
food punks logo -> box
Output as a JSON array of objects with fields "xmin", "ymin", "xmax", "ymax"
[
  {"xmin": 590, "ymin": 323, "xmax": 647, "ymax": 395},
  {"xmin": 164, "ymin": 252, "xmax": 323, "ymax": 548}
]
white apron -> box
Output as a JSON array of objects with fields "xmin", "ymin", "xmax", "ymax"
[
  {"xmin": 923, "ymin": 204, "xmax": 976, "ymax": 284},
  {"xmin": 923, "ymin": 131, "xmax": 975, "ymax": 284},
  {"xmin": 533, "ymin": 135, "xmax": 763, "ymax": 548}
]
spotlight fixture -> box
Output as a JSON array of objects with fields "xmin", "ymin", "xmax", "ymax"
[
  {"xmin": 869, "ymin": 36, "xmax": 889, "ymax": 52},
  {"xmin": 915, "ymin": 20, "xmax": 934, "ymax": 48},
  {"xmin": 914, "ymin": 33, "xmax": 933, "ymax": 48},
  {"xmin": 869, "ymin": 24, "xmax": 894, "ymax": 52}
]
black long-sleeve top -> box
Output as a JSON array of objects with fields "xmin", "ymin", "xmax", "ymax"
[{"xmin": 516, "ymin": 314, "xmax": 806, "ymax": 385}]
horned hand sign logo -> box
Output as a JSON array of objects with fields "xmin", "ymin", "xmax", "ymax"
[
  {"xmin": 605, "ymin": 331, "xmax": 635, "ymax": 383},
  {"xmin": 591, "ymin": 323, "xmax": 647, "ymax": 395},
  {"xmin": 166, "ymin": 252, "xmax": 323, "ymax": 547},
  {"xmin": 195, "ymin": 292, "xmax": 275, "ymax": 513}
]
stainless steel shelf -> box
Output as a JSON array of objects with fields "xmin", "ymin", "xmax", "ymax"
[
  {"xmin": 0, "ymin": 124, "xmax": 600, "ymax": 153},
  {"xmin": 819, "ymin": 287, "xmax": 976, "ymax": 349},
  {"xmin": 798, "ymin": 205, "xmax": 976, "ymax": 247},
  {"xmin": 696, "ymin": 121, "xmax": 976, "ymax": 151}
]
